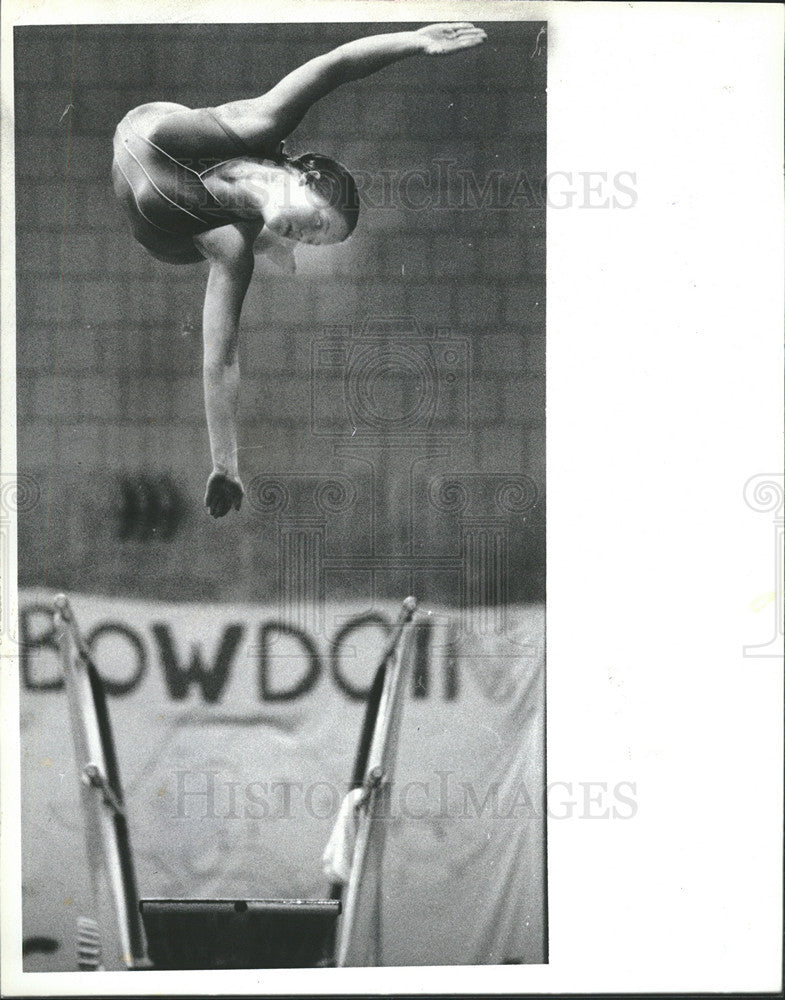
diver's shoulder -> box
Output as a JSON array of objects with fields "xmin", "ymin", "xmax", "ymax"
[{"xmin": 115, "ymin": 102, "xmax": 191, "ymax": 137}]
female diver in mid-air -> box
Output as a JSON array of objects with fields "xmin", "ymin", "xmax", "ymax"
[{"xmin": 112, "ymin": 23, "xmax": 487, "ymax": 518}]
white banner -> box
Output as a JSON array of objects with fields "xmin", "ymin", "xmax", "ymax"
[{"xmin": 19, "ymin": 590, "xmax": 545, "ymax": 969}]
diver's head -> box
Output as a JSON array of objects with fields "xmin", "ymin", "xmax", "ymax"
[{"xmin": 264, "ymin": 153, "xmax": 359, "ymax": 245}]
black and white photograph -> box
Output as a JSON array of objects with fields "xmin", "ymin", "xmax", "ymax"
[
  {"xmin": 10, "ymin": 11, "xmax": 547, "ymax": 976},
  {"xmin": 1, "ymin": 2, "xmax": 782, "ymax": 997}
]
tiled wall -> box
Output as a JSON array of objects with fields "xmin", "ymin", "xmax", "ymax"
[{"xmin": 15, "ymin": 21, "xmax": 546, "ymax": 606}]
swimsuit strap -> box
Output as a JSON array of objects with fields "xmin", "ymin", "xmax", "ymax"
[{"xmin": 205, "ymin": 108, "xmax": 287, "ymax": 163}]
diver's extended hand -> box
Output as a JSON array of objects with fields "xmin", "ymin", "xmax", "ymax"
[
  {"xmin": 415, "ymin": 23, "xmax": 487, "ymax": 56},
  {"xmin": 204, "ymin": 469, "xmax": 244, "ymax": 518}
]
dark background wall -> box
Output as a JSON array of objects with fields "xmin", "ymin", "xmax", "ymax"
[{"xmin": 15, "ymin": 21, "xmax": 545, "ymax": 608}]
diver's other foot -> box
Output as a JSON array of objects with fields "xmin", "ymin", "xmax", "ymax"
[{"xmin": 204, "ymin": 470, "xmax": 244, "ymax": 518}]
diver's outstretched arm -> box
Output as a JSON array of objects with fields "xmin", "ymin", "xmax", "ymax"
[
  {"xmin": 214, "ymin": 23, "xmax": 487, "ymax": 146},
  {"xmin": 194, "ymin": 221, "xmax": 261, "ymax": 518}
]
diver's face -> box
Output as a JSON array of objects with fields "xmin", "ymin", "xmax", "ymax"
[{"xmin": 265, "ymin": 183, "xmax": 350, "ymax": 246}]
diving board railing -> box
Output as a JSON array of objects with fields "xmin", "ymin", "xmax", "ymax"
[
  {"xmin": 52, "ymin": 591, "xmax": 421, "ymax": 970},
  {"xmin": 335, "ymin": 595, "xmax": 422, "ymax": 967},
  {"xmin": 53, "ymin": 593, "xmax": 146, "ymax": 970}
]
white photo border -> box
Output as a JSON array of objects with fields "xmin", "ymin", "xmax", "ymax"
[{"xmin": 2, "ymin": 1, "xmax": 783, "ymax": 996}]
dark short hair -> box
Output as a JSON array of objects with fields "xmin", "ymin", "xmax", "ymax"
[{"xmin": 289, "ymin": 152, "xmax": 360, "ymax": 236}]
